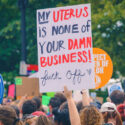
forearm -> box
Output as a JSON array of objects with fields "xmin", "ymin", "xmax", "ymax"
[
  {"xmin": 67, "ymin": 97, "xmax": 81, "ymax": 125},
  {"xmin": 82, "ymin": 89, "xmax": 90, "ymax": 106}
]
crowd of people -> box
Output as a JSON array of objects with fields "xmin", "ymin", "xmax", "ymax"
[{"xmin": 0, "ymin": 87, "xmax": 125, "ymax": 125}]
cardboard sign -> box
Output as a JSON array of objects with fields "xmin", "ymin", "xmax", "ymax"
[
  {"xmin": 37, "ymin": 4, "xmax": 95, "ymax": 92},
  {"xmin": 0, "ymin": 74, "xmax": 4, "ymax": 104},
  {"xmin": 47, "ymin": 92, "xmax": 55, "ymax": 97},
  {"xmin": 93, "ymin": 48, "xmax": 113, "ymax": 89},
  {"xmin": 108, "ymin": 82, "xmax": 123, "ymax": 95},
  {"xmin": 15, "ymin": 77, "xmax": 39, "ymax": 97},
  {"xmin": 8, "ymin": 84, "xmax": 15, "ymax": 98}
]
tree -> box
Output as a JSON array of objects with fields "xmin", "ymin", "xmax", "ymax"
[
  {"xmin": 0, "ymin": 0, "xmax": 68, "ymax": 82},
  {"xmin": 0, "ymin": 0, "xmax": 125, "ymax": 82}
]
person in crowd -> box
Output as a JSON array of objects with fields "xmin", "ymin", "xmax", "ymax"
[
  {"xmin": 100, "ymin": 102, "xmax": 122, "ymax": 125},
  {"xmin": 22, "ymin": 100, "xmax": 37, "ymax": 121},
  {"xmin": 11, "ymin": 105, "xmax": 20, "ymax": 118},
  {"xmin": 80, "ymin": 106, "xmax": 103, "ymax": 125},
  {"xmin": 35, "ymin": 115, "xmax": 53, "ymax": 125},
  {"xmin": 59, "ymin": 101, "xmax": 68, "ymax": 110},
  {"xmin": 55, "ymin": 92, "xmax": 67, "ymax": 104},
  {"xmin": 63, "ymin": 86, "xmax": 103, "ymax": 125},
  {"xmin": 32, "ymin": 97, "xmax": 46, "ymax": 117},
  {"xmin": 48, "ymin": 97, "xmax": 61, "ymax": 116},
  {"xmin": 90, "ymin": 99, "xmax": 102, "ymax": 109},
  {"xmin": 32, "ymin": 97, "xmax": 41, "ymax": 111},
  {"xmin": 0, "ymin": 105, "xmax": 23, "ymax": 125},
  {"xmin": 24, "ymin": 115, "xmax": 53, "ymax": 125},
  {"xmin": 52, "ymin": 108, "xmax": 70, "ymax": 125},
  {"xmin": 110, "ymin": 90, "xmax": 124, "ymax": 106},
  {"xmin": 24, "ymin": 115, "xmax": 37, "ymax": 125},
  {"xmin": 117, "ymin": 103, "xmax": 125, "ymax": 125},
  {"xmin": 80, "ymin": 90, "xmax": 103, "ymax": 125},
  {"xmin": 76, "ymin": 101, "xmax": 83, "ymax": 113}
]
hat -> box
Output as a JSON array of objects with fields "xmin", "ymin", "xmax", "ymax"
[{"xmin": 100, "ymin": 102, "xmax": 117, "ymax": 113}]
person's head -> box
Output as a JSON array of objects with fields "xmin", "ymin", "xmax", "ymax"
[
  {"xmin": 59, "ymin": 101, "xmax": 68, "ymax": 110},
  {"xmin": 80, "ymin": 106, "xmax": 103, "ymax": 125},
  {"xmin": 22, "ymin": 100, "xmax": 37, "ymax": 116},
  {"xmin": 100, "ymin": 102, "xmax": 122, "ymax": 125},
  {"xmin": 48, "ymin": 97, "xmax": 61, "ymax": 114},
  {"xmin": 35, "ymin": 115, "xmax": 52, "ymax": 125},
  {"xmin": 110, "ymin": 90, "xmax": 124, "ymax": 105},
  {"xmin": 32, "ymin": 97, "xmax": 41, "ymax": 110},
  {"xmin": 0, "ymin": 106, "xmax": 23, "ymax": 125},
  {"xmin": 90, "ymin": 100, "xmax": 102, "ymax": 109},
  {"xmin": 24, "ymin": 115, "xmax": 37, "ymax": 125},
  {"xmin": 52, "ymin": 108, "xmax": 70, "ymax": 125},
  {"xmin": 11, "ymin": 105, "xmax": 20, "ymax": 118},
  {"xmin": 117, "ymin": 104, "xmax": 125, "ymax": 122},
  {"xmin": 55, "ymin": 92, "xmax": 66, "ymax": 104},
  {"xmin": 76, "ymin": 101, "xmax": 83, "ymax": 113}
]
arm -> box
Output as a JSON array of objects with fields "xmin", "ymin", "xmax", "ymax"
[
  {"xmin": 64, "ymin": 86, "xmax": 81, "ymax": 125},
  {"xmin": 17, "ymin": 95, "xmax": 27, "ymax": 110},
  {"xmin": 81, "ymin": 89, "xmax": 90, "ymax": 106}
]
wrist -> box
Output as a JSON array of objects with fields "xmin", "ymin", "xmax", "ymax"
[{"xmin": 67, "ymin": 96, "xmax": 72, "ymax": 100}]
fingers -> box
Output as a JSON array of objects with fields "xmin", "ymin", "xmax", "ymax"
[{"xmin": 64, "ymin": 85, "xmax": 68, "ymax": 92}]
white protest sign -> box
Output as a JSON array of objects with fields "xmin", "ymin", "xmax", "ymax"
[
  {"xmin": 73, "ymin": 90, "xmax": 82, "ymax": 102},
  {"xmin": 108, "ymin": 82, "xmax": 123, "ymax": 95},
  {"xmin": 37, "ymin": 4, "xmax": 95, "ymax": 92}
]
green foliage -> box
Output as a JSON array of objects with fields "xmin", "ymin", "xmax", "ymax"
[{"xmin": 0, "ymin": 0, "xmax": 125, "ymax": 82}]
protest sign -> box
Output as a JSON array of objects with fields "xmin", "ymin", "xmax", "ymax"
[
  {"xmin": 37, "ymin": 4, "xmax": 95, "ymax": 92},
  {"xmin": 47, "ymin": 92, "xmax": 55, "ymax": 97},
  {"xmin": 108, "ymin": 82, "xmax": 123, "ymax": 95},
  {"xmin": 73, "ymin": 90, "xmax": 82, "ymax": 102},
  {"xmin": 15, "ymin": 77, "xmax": 39, "ymax": 97},
  {"xmin": 8, "ymin": 84, "xmax": 15, "ymax": 98},
  {"xmin": 93, "ymin": 48, "xmax": 113, "ymax": 89},
  {"xmin": 42, "ymin": 95, "xmax": 51, "ymax": 106},
  {"xmin": 0, "ymin": 74, "xmax": 4, "ymax": 104}
]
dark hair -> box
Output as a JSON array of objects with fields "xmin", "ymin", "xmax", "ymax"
[
  {"xmin": 49, "ymin": 97, "xmax": 61, "ymax": 108},
  {"xmin": 76, "ymin": 101, "xmax": 83, "ymax": 113},
  {"xmin": 55, "ymin": 92, "xmax": 67, "ymax": 104},
  {"xmin": 0, "ymin": 106, "xmax": 23, "ymax": 125},
  {"xmin": 102, "ymin": 111, "xmax": 122, "ymax": 125},
  {"xmin": 52, "ymin": 108, "xmax": 70, "ymax": 125},
  {"xmin": 11, "ymin": 105, "xmax": 20, "ymax": 118},
  {"xmin": 32, "ymin": 97, "xmax": 41, "ymax": 110},
  {"xmin": 59, "ymin": 101, "xmax": 68, "ymax": 110},
  {"xmin": 22, "ymin": 100, "xmax": 37, "ymax": 115},
  {"xmin": 110, "ymin": 90, "xmax": 124, "ymax": 105},
  {"xmin": 90, "ymin": 100, "xmax": 102, "ymax": 109}
]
